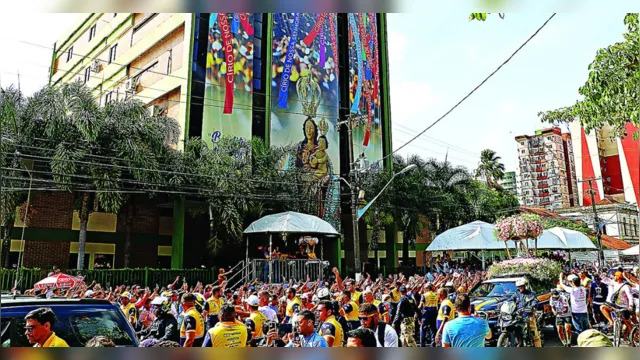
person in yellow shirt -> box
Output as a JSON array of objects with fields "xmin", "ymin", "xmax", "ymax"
[
  {"xmin": 204, "ymin": 286, "xmax": 225, "ymax": 329},
  {"xmin": 285, "ymin": 287, "xmax": 302, "ymax": 324},
  {"xmin": 244, "ymin": 295, "xmax": 268, "ymax": 338},
  {"xmin": 119, "ymin": 292, "xmax": 137, "ymax": 328},
  {"xmin": 179, "ymin": 293, "xmax": 206, "ymax": 347},
  {"xmin": 339, "ymin": 290, "xmax": 360, "ymax": 330},
  {"xmin": 24, "ymin": 307, "xmax": 69, "ymax": 347},
  {"xmin": 345, "ymin": 280, "xmax": 363, "ymax": 305},
  {"xmin": 435, "ymin": 288, "xmax": 455, "ymax": 346},
  {"xmin": 203, "ymin": 304, "xmax": 249, "ymax": 347},
  {"xmin": 316, "ymin": 300, "xmax": 344, "ymax": 347},
  {"xmin": 419, "ymin": 283, "xmax": 439, "ymax": 347}
]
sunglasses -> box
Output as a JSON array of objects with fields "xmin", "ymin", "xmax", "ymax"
[
  {"xmin": 358, "ymin": 314, "xmax": 376, "ymax": 322},
  {"xmin": 24, "ymin": 326, "xmax": 37, "ymax": 333}
]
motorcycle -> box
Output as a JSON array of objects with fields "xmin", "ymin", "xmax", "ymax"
[{"xmin": 496, "ymin": 300, "xmax": 543, "ymax": 347}]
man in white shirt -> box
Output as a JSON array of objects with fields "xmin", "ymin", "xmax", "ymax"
[
  {"xmin": 358, "ymin": 303, "xmax": 398, "ymax": 347},
  {"xmin": 258, "ymin": 291, "xmax": 278, "ymax": 322},
  {"xmin": 600, "ymin": 272, "xmax": 634, "ymax": 337},
  {"xmin": 559, "ymin": 273, "xmax": 590, "ymax": 332}
]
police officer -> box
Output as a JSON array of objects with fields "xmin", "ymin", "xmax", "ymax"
[
  {"xmin": 392, "ymin": 286, "xmax": 418, "ymax": 347},
  {"xmin": 138, "ymin": 296, "xmax": 179, "ymax": 343},
  {"xmin": 419, "ymin": 282, "xmax": 438, "ymax": 347},
  {"xmin": 510, "ymin": 279, "xmax": 541, "ymax": 347}
]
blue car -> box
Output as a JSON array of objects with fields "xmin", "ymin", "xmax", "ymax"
[{"xmin": 1, "ymin": 296, "xmax": 139, "ymax": 347}]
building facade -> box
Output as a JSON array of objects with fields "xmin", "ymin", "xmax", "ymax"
[
  {"xmin": 515, "ymin": 127, "xmax": 578, "ymax": 210},
  {"xmin": 500, "ymin": 171, "xmax": 517, "ymax": 196},
  {"xmin": 4, "ymin": 13, "xmax": 412, "ymax": 271},
  {"xmin": 567, "ymin": 121, "xmax": 639, "ymax": 208}
]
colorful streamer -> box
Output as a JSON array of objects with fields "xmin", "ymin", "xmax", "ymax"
[
  {"xmin": 318, "ymin": 14, "xmax": 326, "ymax": 67},
  {"xmin": 218, "ymin": 13, "xmax": 235, "ymax": 114},
  {"xmin": 277, "ymin": 13, "xmax": 301, "ymax": 109},
  {"xmin": 349, "ymin": 13, "xmax": 363, "ymax": 114},
  {"xmin": 302, "ymin": 13, "xmax": 327, "ymax": 47},
  {"xmin": 329, "ymin": 15, "xmax": 338, "ymax": 77},
  {"xmin": 238, "ymin": 13, "xmax": 254, "ymax": 35}
]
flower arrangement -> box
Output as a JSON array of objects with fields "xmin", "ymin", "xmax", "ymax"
[
  {"xmin": 495, "ymin": 214, "xmax": 543, "ymax": 241},
  {"xmin": 488, "ymin": 257, "xmax": 562, "ymax": 292}
]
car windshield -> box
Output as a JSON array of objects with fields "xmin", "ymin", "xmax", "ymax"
[
  {"xmin": 470, "ymin": 282, "xmax": 517, "ymax": 297},
  {"xmin": 4, "ymin": 306, "xmax": 136, "ymax": 347}
]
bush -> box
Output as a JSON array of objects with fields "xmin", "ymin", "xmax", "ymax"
[{"xmin": 488, "ymin": 257, "xmax": 562, "ymax": 293}]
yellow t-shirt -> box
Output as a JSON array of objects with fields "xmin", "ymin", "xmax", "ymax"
[
  {"xmin": 340, "ymin": 300, "xmax": 360, "ymax": 321},
  {"xmin": 318, "ymin": 315, "xmax": 344, "ymax": 347},
  {"xmin": 351, "ymin": 291, "xmax": 363, "ymax": 305},
  {"xmin": 286, "ymin": 297, "xmax": 302, "ymax": 317},
  {"xmin": 207, "ymin": 296, "xmax": 225, "ymax": 316},
  {"xmin": 38, "ymin": 332, "xmax": 69, "ymax": 347},
  {"xmin": 204, "ymin": 321, "xmax": 249, "ymax": 347},
  {"xmin": 180, "ymin": 307, "xmax": 205, "ymax": 346},
  {"xmin": 390, "ymin": 289, "xmax": 401, "ymax": 303},
  {"xmin": 121, "ymin": 302, "xmax": 137, "ymax": 324},
  {"xmin": 422, "ymin": 291, "xmax": 439, "ymax": 308},
  {"xmin": 437, "ymin": 299, "xmax": 455, "ymax": 321},
  {"xmin": 246, "ymin": 311, "xmax": 268, "ymax": 338}
]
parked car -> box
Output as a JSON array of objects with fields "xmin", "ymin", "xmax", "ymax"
[
  {"xmin": 1, "ymin": 296, "xmax": 138, "ymax": 347},
  {"xmin": 469, "ymin": 274, "xmax": 554, "ymax": 335}
]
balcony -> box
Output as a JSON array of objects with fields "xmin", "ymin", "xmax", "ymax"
[
  {"xmin": 537, "ymin": 192, "xmax": 549, "ymax": 197},
  {"xmin": 538, "ymin": 184, "xmax": 549, "ymax": 189},
  {"xmin": 537, "ymin": 175, "xmax": 548, "ymax": 180}
]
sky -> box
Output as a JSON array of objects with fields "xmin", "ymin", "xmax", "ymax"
[{"xmin": 0, "ymin": 8, "xmax": 632, "ymax": 173}]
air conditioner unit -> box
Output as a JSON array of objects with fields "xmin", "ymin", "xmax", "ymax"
[
  {"xmin": 125, "ymin": 77, "xmax": 139, "ymax": 93},
  {"xmin": 91, "ymin": 60, "xmax": 102, "ymax": 73}
]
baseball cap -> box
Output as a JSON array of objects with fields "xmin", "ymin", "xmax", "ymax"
[
  {"xmin": 398, "ymin": 286, "xmax": 407, "ymax": 293},
  {"xmin": 614, "ymin": 271, "xmax": 623, "ymax": 279},
  {"xmin": 246, "ymin": 295, "xmax": 259, "ymax": 307}
]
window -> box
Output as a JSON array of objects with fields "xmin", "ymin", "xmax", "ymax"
[
  {"xmin": 88, "ymin": 24, "xmax": 97, "ymax": 41},
  {"xmin": 105, "ymin": 91, "xmax": 113, "ymax": 104},
  {"xmin": 633, "ymin": 219, "xmax": 638, "ymax": 237},
  {"xmin": 108, "ymin": 44, "xmax": 117, "ymax": 64},
  {"xmin": 66, "ymin": 46, "xmax": 73, "ymax": 62},
  {"xmin": 84, "ymin": 67, "xmax": 91, "ymax": 83}
]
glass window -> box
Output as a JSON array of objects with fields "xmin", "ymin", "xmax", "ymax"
[
  {"xmin": 84, "ymin": 67, "xmax": 91, "ymax": 83},
  {"xmin": 89, "ymin": 24, "xmax": 97, "ymax": 41},
  {"xmin": 67, "ymin": 46, "xmax": 73, "ymax": 62},
  {"xmin": 470, "ymin": 282, "xmax": 517, "ymax": 297},
  {"xmin": 93, "ymin": 254, "xmax": 114, "ymax": 269},
  {"xmin": 69, "ymin": 253, "xmax": 90, "ymax": 270},
  {"xmin": 157, "ymin": 256, "xmax": 171, "ymax": 269},
  {"xmin": 108, "ymin": 44, "xmax": 118, "ymax": 64}
]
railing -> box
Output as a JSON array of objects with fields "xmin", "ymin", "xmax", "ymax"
[
  {"xmin": 227, "ymin": 259, "xmax": 331, "ymax": 287},
  {"xmin": 1, "ymin": 268, "xmax": 217, "ymax": 292}
]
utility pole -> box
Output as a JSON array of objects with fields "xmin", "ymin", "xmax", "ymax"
[
  {"xmin": 336, "ymin": 114, "xmax": 367, "ymax": 276},
  {"xmin": 580, "ymin": 178, "xmax": 604, "ymax": 267}
]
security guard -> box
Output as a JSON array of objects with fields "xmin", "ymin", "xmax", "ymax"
[
  {"xmin": 392, "ymin": 286, "xmax": 418, "ymax": 347},
  {"xmin": 339, "ymin": 290, "xmax": 360, "ymax": 331},
  {"xmin": 245, "ymin": 295, "xmax": 269, "ymax": 338},
  {"xmin": 510, "ymin": 278, "xmax": 541, "ymax": 347},
  {"xmin": 435, "ymin": 288, "xmax": 455, "ymax": 346},
  {"xmin": 119, "ymin": 292, "xmax": 137, "ymax": 328},
  {"xmin": 179, "ymin": 293, "xmax": 206, "ymax": 347},
  {"xmin": 203, "ymin": 304, "xmax": 249, "ymax": 347},
  {"xmin": 345, "ymin": 280, "xmax": 364, "ymax": 305},
  {"xmin": 205, "ymin": 286, "xmax": 225, "ymax": 329},
  {"xmin": 419, "ymin": 283, "xmax": 439, "ymax": 347}
]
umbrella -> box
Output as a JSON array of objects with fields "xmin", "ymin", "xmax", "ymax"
[
  {"xmin": 622, "ymin": 245, "xmax": 639, "ymax": 256},
  {"xmin": 427, "ymin": 221, "xmax": 516, "ymax": 252},
  {"xmin": 530, "ymin": 227, "xmax": 597, "ymax": 250},
  {"xmin": 34, "ymin": 273, "xmax": 84, "ymax": 290},
  {"xmin": 243, "ymin": 211, "xmax": 339, "ymax": 235}
]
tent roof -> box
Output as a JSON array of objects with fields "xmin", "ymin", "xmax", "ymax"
[
  {"xmin": 622, "ymin": 245, "xmax": 638, "ymax": 256},
  {"xmin": 243, "ymin": 211, "xmax": 339, "ymax": 235},
  {"xmin": 427, "ymin": 221, "xmax": 515, "ymax": 251}
]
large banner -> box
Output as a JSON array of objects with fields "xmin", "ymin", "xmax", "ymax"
[
  {"xmin": 203, "ymin": 13, "xmax": 255, "ymax": 147},
  {"xmin": 349, "ymin": 13, "xmax": 383, "ymax": 169},
  {"xmin": 270, "ymin": 13, "xmax": 341, "ymax": 227}
]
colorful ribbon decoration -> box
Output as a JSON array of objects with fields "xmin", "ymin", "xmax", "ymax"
[
  {"xmin": 368, "ymin": 13, "xmax": 379, "ymax": 100},
  {"xmin": 209, "ymin": 13, "xmax": 218, "ymax": 29},
  {"xmin": 218, "ymin": 13, "xmax": 235, "ymax": 114},
  {"xmin": 238, "ymin": 13, "xmax": 254, "ymax": 35},
  {"xmin": 318, "ymin": 14, "xmax": 326, "ymax": 68},
  {"xmin": 329, "ymin": 15, "xmax": 338, "ymax": 77},
  {"xmin": 302, "ymin": 13, "xmax": 327, "ymax": 47},
  {"xmin": 349, "ymin": 13, "xmax": 363, "ymax": 114},
  {"xmin": 232, "ymin": 14, "xmax": 239, "ymax": 34},
  {"xmin": 277, "ymin": 13, "xmax": 301, "ymax": 109}
]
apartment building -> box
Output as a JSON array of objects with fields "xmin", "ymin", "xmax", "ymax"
[
  {"xmin": 499, "ymin": 171, "xmax": 517, "ymax": 196},
  {"xmin": 515, "ymin": 127, "xmax": 578, "ymax": 209},
  {"xmin": 50, "ymin": 13, "xmax": 193, "ymax": 150}
]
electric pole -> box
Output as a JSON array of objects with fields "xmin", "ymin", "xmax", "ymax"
[{"xmin": 580, "ymin": 178, "xmax": 604, "ymax": 267}]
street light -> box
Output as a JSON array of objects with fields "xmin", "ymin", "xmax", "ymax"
[{"xmin": 357, "ymin": 164, "xmax": 418, "ymax": 221}]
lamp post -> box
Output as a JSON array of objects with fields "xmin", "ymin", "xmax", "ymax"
[{"xmin": 341, "ymin": 163, "xmax": 417, "ymax": 278}]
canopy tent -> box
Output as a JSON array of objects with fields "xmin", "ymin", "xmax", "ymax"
[
  {"xmin": 622, "ymin": 245, "xmax": 639, "ymax": 256},
  {"xmin": 244, "ymin": 211, "xmax": 339, "ymax": 235},
  {"xmin": 427, "ymin": 221, "xmax": 514, "ymax": 252},
  {"xmin": 532, "ymin": 227, "xmax": 597, "ymax": 250},
  {"xmin": 243, "ymin": 211, "xmax": 339, "ymax": 283}
]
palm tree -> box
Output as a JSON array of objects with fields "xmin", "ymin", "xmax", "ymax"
[{"xmin": 475, "ymin": 149, "xmax": 505, "ymax": 188}]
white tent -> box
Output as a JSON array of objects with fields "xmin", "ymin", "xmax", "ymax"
[
  {"xmin": 623, "ymin": 245, "xmax": 639, "ymax": 256},
  {"xmin": 532, "ymin": 227, "xmax": 597, "ymax": 250},
  {"xmin": 426, "ymin": 221, "xmax": 515, "ymax": 252}
]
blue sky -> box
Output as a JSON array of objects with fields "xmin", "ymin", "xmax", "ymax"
[{"xmin": 387, "ymin": 10, "xmax": 628, "ymax": 172}]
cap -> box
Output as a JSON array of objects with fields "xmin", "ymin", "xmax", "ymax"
[
  {"xmin": 615, "ymin": 271, "xmax": 623, "ymax": 279},
  {"xmin": 398, "ymin": 286, "xmax": 407, "ymax": 293},
  {"xmin": 246, "ymin": 295, "xmax": 259, "ymax": 307},
  {"xmin": 120, "ymin": 292, "xmax": 132, "ymax": 299}
]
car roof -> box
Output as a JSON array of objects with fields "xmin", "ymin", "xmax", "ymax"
[
  {"xmin": 483, "ymin": 277, "xmax": 525, "ymax": 283},
  {"xmin": 0, "ymin": 296, "xmax": 113, "ymax": 306}
]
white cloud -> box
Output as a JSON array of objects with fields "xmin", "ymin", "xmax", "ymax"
[
  {"xmin": 466, "ymin": 45, "xmax": 478, "ymax": 59},
  {"xmin": 390, "ymin": 81, "xmax": 442, "ymax": 121},
  {"xmin": 387, "ymin": 31, "xmax": 407, "ymax": 65}
]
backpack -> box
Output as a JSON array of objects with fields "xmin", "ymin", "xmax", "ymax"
[{"xmin": 610, "ymin": 283, "xmax": 630, "ymax": 307}]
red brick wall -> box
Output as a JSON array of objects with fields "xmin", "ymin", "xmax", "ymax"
[
  {"xmin": 29, "ymin": 192, "xmax": 74, "ymax": 229},
  {"xmin": 23, "ymin": 241, "xmax": 70, "ymax": 270}
]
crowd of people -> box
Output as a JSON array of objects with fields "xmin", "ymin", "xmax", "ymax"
[{"xmin": 15, "ymin": 260, "xmax": 639, "ymax": 348}]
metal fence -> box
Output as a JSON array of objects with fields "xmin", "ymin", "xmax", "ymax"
[
  {"xmin": 0, "ymin": 268, "xmax": 218, "ymax": 292},
  {"xmin": 246, "ymin": 259, "xmax": 329, "ymax": 285}
]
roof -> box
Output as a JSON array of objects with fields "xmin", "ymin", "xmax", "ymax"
[
  {"xmin": 520, "ymin": 206, "xmax": 565, "ymax": 219},
  {"xmin": 595, "ymin": 197, "xmax": 620, "ymax": 205},
  {"xmin": 600, "ymin": 234, "xmax": 633, "ymax": 250}
]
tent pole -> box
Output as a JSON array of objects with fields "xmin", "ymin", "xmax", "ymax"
[
  {"xmin": 245, "ymin": 235, "xmax": 249, "ymax": 282},
  {"xmin": 269, "ymin": 234, "xmax": 273, "ymax": 284}
]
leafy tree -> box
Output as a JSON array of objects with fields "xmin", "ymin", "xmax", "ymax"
[
  {"xmin": 475, "ymin": 149, "xmax": 506, "ymax": 188},
  {"xmin": 538, "ymin": 13, "xmax": 639, "ymax": 139}
]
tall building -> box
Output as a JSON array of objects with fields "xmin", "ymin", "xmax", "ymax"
[
  {"xmin": 4, "ymin": 13, "xmax": 409, "ymax": 271},
  {"xmin": 515, "ymin": 127, "xmax": 578, "ymax": 209},
  {"xmin": 568, "ymin": 122, "xmax": 639, "ymax": 208},
  {"xmin": 500, "ymin": 171, "xmax": 517, "ymax": 196}
]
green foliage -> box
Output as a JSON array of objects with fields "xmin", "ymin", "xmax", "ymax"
[
  {"xmin": 539, "ymin": 13, "xmax": 639, "ymax": 138},
  {"xmin": 475, "ymin": 149, "xmax": 506, "ymax": 188},
  {"xmin": 469, "ymin": 13, "xmax": 505, "ymax": 21},
  {"xmin": 542, "ymin": 218, "xmax": 591, "ymax": 235}
]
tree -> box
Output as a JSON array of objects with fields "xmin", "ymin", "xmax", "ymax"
[
  {"xmin": 475, "ymin": 149, "xmax": 506, "ymax": 188},
  {"xmin": 538, "ymin": 14, "xmax": 639, "ymax": 139}
]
